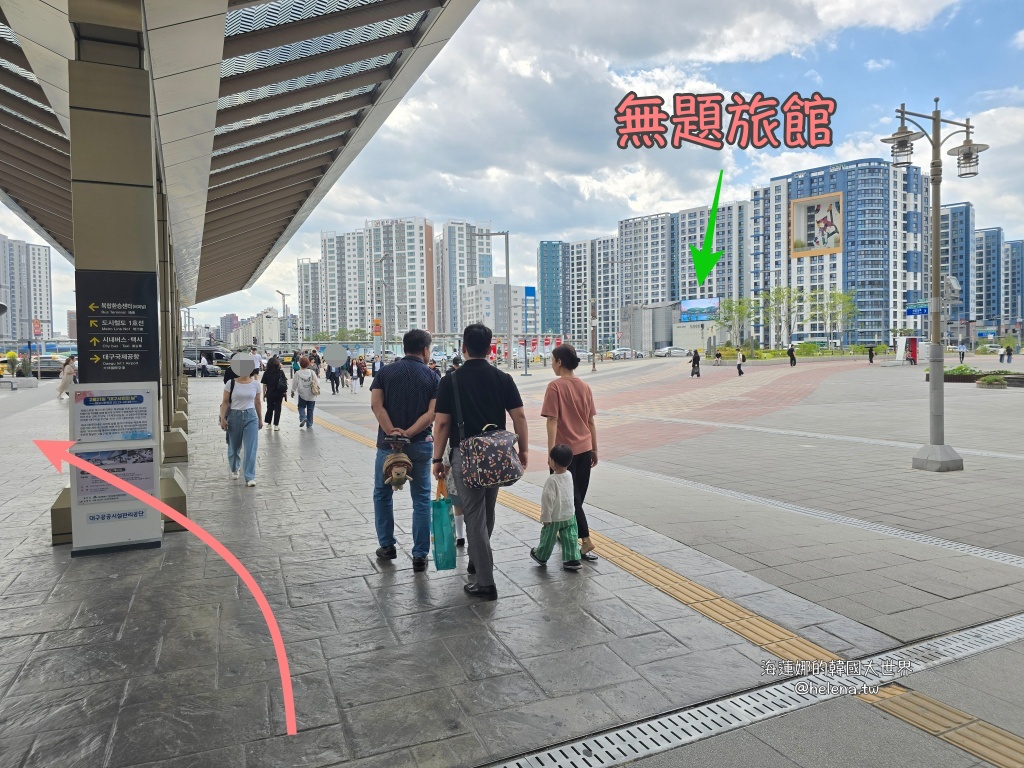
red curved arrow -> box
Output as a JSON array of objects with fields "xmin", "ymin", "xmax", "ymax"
[{"xmin": 34, "ymin": 439, "xmax": 297, "ymax": 736}]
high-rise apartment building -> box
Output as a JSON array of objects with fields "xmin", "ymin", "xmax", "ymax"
[
  {"xmin": 567, "ymin": 236, "xmax": 620, "ymax": 349},
  {"xmin": 1001, "ymin": 239, "xmax": 1024, "ymax": 334},
  {"xmin": 296, "ymin": 258, "xmax": 323, "ymax": 341},
  {"xmin": 750, "ymin": 159, "xmax": 927, "ymax": 346},
  {"xmin": 974, "ymin": 228, "xmax": 1003, "ymax": 330},
  {"xmin": 320, "ymin": 231, "xmax": 345, "ymax": 335},
  {"xmin": 536, "ymin": 240, "xmax": 568, "ymax": 334},
  {"xmin": 0, "ymin": 235, "xmax": 53, "ymax": 340},
  {"xmin": 434, "ymin": 220, "xmax": 491, "ymax": 334},
  {"xmin": 365, "ymin": 218, "xmax": 434, "ymax": 339},
  {"xmin": 219, "ymin": 313, "xmax": 239, "ymax": 343},
  {"xmin": 677, "ymin": 201, "xmax": 748, "ymax": 304},
  {"xmin": 618, "ymin": 212, "xmax": 676, "ymax": 308},
  {"xmin": 939, "ymin": 203, "xmax": 975, "ymax": 332},
  {"xmin": 67, "ymin": 310, "xmax": 77, "ymax": 340},
  {"xmin": 461, "ymin": 277, "xmax": 536, "ymax": 338}
]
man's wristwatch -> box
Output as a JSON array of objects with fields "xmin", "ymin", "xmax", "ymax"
[{"xmin": 431, "ymin": 458, "xmax": 443, "ymax": 464}]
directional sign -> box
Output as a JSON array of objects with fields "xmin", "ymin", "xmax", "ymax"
[
  {"xmin": 906, "ymin": 301, "xmax": 929, "ymax": 317},
  {"xmin": 76, "ymin": 271, "xmax": 160, "ymax": 383}
]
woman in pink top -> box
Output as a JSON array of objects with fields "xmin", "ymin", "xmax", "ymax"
[{"xmin": 541, "ymin": 344, "xmax": 599, "ymax": 560}]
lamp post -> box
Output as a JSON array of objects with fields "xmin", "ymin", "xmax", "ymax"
[
  {"xmin": 375, "ymin": 253, "xmax": 391, "ymax": 356},
  {"xmin": 472, "ymin": 231, "xmax": 512, "ymax": 369},
  {"xmin": 881, "ymin": 98, "xmax": 988, "ymax": 472},
  {"xmin": 276, "ymin": 290, "xmax": 290, "ymax": 346}
]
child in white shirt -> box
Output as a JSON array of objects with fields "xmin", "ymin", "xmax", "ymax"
[{"xmin": 530, "ymin": 444, "xmax": 582, "ymax": 571}]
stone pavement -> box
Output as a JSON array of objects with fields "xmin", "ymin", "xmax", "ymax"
[{"xmin": 0, "ymin": 358, "xmax": 1023, "ymax": 767}]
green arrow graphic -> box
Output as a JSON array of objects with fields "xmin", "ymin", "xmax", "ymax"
[{"xmin": 690, "ymin": 169, "xmax": 725, "ymax": 286}]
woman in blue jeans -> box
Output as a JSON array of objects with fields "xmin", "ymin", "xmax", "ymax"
[
  {"xmin": 219, "ymin": 365, "xmax": 263, "ymax": 486},
  {"xmin": 290, "ymin": 355, "xmax": 319, "ymax": 428}
]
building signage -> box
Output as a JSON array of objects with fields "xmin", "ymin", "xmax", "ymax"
[
  {"xmin": 71, "ymin": 383, "xmax": 157, "ymax": 443},
  {"xmin": 76, "ymin": 270, "xmax": 160, "ymax": 383}
]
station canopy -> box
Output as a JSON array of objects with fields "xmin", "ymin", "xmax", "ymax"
[{"xmin": 0, "ymin": 0, "xmax": 476, "ymax": 304}]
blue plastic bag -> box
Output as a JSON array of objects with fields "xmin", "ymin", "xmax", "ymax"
[{"xmin": 431, "ymin": 480, "xmax": 456, "ymax": 571}]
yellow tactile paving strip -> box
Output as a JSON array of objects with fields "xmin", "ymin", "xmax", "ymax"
[
  {"xmin": 296, "ymin": 403, "xmax": 1024, "ymax": 767},
  {"xmin": 866, "ymin": 688, "xmax": 1024, "ymax": 768}
]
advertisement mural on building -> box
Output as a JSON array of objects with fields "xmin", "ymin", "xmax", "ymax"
[
  {"xmin": 679, "ymin": 297, "xmax": 720, "ymax": 323},
  {"xmin": 791, "ymin": 192, "xmax": 843, "ymax": 258}
]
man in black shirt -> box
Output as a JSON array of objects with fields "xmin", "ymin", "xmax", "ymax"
[
  {"xmin": 432, "ymin": 324, "xmax": 528, "ymax": 600},
  {"xmin": 370, "ymin": 329, "xmax": 438, "ymax": 572}
]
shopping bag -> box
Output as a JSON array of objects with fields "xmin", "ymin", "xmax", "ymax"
[{"xmin": 431, "ymin": 479, "xmax": 456, "ymax": 571}]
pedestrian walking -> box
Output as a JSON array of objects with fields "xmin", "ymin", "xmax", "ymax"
[
  {"xmin": 326, "ymin": 363, "xmax": 339, "ymax": 394},
  {"xmin": 290, "ymin": 356, "xmax": 320, "ymax": 429},
  {"xmin": 356, "ymin": 355, "xmax": 367, "ymax": 388},
  {"xmin": 787, "ymin": 343, "xmax": 796, "ymax": 367},
  {"xmin": 957, "ymin": 343, "xmax": 966, "ymax": 364},
  {"xmin": 261, "ymin": 356, "xmax": 287, "ymax": 430},
  {"xmin": 348, "ymin": 358, "xmax": 360, "ymax": 394},
  {"xmin": 737, "ymin": 350, "xmax": 746, "ymax": 376},
  {"xmin": 250, "ymin": 347, "xmax": 263, "ymax": 373},
  {"xmin": 56, "ymin": 355, "xmax": 76, "ymax": 399},
  {"xmin": 868, "ymin": 346, "xmax": 875, "ymax": 364},
  {"xmin": 432, "ymin": 324, "xmax": 529, "ymax": 601},
  {"xmin": 1007, "ymin": 346, "xmax": 1014, "ymax": 364},
  {"xmin": 688, "ymin": 349, "xmax": 701, "ymax": 378},
  {"xmin": 529, "ymin": 444, "xmax": 582, "ymax": 571},
  {"xmin": 220, "ymin": 362, "xmax": 263, "ymax": 486},
  {"xmin": 371, "ymin": 354, "xmax": 384, "ymax": 376},
  {"xmin": 200, "ymin": 354, "xmax": 210, "ymax": 378},
  {"xmin": 541, "ymin": 344, "xmax": 599, "ymax": 561},
  {"xmin": 428, "ymin": 359, "xmax": 441, "ymax": 378},
  {"xmin": 370, "ymin": 330, "xmax": 438, "ymax": 572},
  {"xmin": 290, "ymin": 353, "xmax": 299, "ymax": 379}
]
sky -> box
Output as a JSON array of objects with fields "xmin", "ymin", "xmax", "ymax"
[{"xmin": 5, "ymin": 0, "xmax": 1024, "ymax": 333}]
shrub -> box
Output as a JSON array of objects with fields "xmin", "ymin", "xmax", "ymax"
[
  {"xmin": 796, "ymin": 342, "xmax": 819, "ymax": 357},
  {"xmin": 979, "ymin": 375, "xmax": 1006, "ymax": 385},
  {"xmin": 944, "ymin": 365, "xmax": 981, "ymax": 375}
]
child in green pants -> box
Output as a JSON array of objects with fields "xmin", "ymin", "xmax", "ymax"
[{"xmin": 530, "ymin": 444, "xmax": 582, "ymax": 571}]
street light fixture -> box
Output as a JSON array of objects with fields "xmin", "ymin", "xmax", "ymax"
[
  {"xmin": 375, "ymin": 253, "xmax": 391, "ymax": 355},
  {"xmin": 881, "ymin": 97, "xmax": 989, "ymax": 472}
]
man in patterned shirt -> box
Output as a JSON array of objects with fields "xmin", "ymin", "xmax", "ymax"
[{"xmin": 370, "ymin": 329, "xmax": 438, "ymax": 572}]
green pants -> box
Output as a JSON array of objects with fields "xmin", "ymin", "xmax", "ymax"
[{"xmin": 535, "ymin": 519, "xmax": 581, "ymax": 562}]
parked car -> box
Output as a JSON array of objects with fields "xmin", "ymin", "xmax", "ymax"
[
  {"xmin": 978, "ymin": 344, "xmax": 1003, "ymax": 354},
  {"xmin": 183, "ymin": 358, "xmax": 200, "ymax": 376},
  {"xmin": 655, "ymin": 346, "xmax": 690, "ymax": 357},
  {"xmin": 611, "ymin": 347, "xmax": 638, "ymax": 360}
]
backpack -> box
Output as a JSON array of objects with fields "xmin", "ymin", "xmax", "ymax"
[
  {"xmin": 740, "ymin": 353, "xmax": 746, "ymax": 363},
  {"xmin": 292, "ymin": 359, "xmax": 300, "ymax": 371},
  {"xmin": 275, "ymin": 373, "xmax": 288, "ymax": 395}
]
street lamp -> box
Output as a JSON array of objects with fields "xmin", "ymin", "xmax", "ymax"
[
  {"xmin": 276, "ymin": 290, "xmax": 290, "ymax": 346},
  {"xmin": 881, "ymin": 98, "xmax": 989, "ymax": 472},
  {"xmin": 472, "ymin": 231, "xmax": 512, "ymax": 370},
  {"xmin": 375, "ymin": 253, "xmax": 391, "ymax": 355}
]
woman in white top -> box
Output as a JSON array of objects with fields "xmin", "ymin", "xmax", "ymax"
[
  {"xmin": 290, "ymin": 356, "xmax": 319, "ymax": 429},
  {"xmin": 56, "ymin": 355, "xmax": 76, "ymax": 399},
  {"xmin": 220, "ymin": 364, "xmax": 263, "ymax": 485}
]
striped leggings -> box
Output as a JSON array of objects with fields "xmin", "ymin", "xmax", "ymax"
[{"xmin": 535, "ymin": 519, "xmax": 581, "ymax": 562}]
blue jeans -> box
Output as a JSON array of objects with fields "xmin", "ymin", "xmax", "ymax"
[
  {"xmin": 373, "ymin": 441, "xmax": 432, "ymax": 558},
  {"xmin": 298, "ymin": 397, "xmax": 315, "ymax": 427},
  {"xmin": 226, "ymin": 408, "xmax": 259, "ymax": 481}
]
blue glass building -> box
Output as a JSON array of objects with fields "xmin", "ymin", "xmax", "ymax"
[{"xmin": 537, "ymin": 240, "xmax": 568, "ymax": 333}]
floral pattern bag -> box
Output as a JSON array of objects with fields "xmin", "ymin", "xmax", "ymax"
[{"xmin": 451, "ymin": 370, "xmax": 523, "ymax": 488}]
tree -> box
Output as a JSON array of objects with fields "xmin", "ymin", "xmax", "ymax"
[
  {"xmin": 833, "ymin": 290, "xmax": 858, "ymax": 349},
  {"xmin": 763, "ymin": 285, "xmax": 799, "ymax": 347},
  {"xmin": 312, "ymin": 331, "xmax": 332, "ymax": 342},
  {"xmin": 807, "ymin": 289, "xmax": 857, "ymax": 348},
  {"xmin": 717, "ymin": 297, "xmax": 753, "ymax": 347}
]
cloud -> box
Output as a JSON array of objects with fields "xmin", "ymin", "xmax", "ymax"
[
  {"xmin": 974, "ymin": 86, "xmax": 1024, "ymax": 106},
  {"xmin": 1014, "ymin": 29, "xmax": 1024, "ymax": 49},
  {"xmin": 865, "ymin": 58, "xmax": 893, "ymax": 70},
  {"xmin": 805, "ymin": 69, "xmax": 823, "ymax": 85}
]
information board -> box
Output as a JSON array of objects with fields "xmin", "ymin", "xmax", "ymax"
[
  {"xmin": 76, "ymin": 270, "xmax": 160, "ymax": 383},
  {"xmin": 73, "ymin": 447, "xmax": 157, "ymax": 505},
  {"xmin": 71, "ymin": 382, "xmax": 158, "ymax": 443}
]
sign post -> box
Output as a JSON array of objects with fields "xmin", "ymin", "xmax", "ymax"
[{"xmin": 76, "ymin": 272, "xmax": 160, "ymax": 384}]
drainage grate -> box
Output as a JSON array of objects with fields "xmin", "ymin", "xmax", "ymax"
[
  {"xmin": 607, "ymin": 463, "xmax": 1024, "ymax": 569},
  {"xmin": 482, "ymin": 613, "xmax": 1024, "ymax": 768}
]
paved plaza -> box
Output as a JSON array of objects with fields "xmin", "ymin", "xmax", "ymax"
[{"xmin": 1, "ymin": 356, "xmax": 1024, "ymax": 767}]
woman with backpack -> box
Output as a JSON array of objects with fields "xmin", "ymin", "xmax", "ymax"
[
  {"xmin": 220, "ymin": 362, "xmax": 263, "ymax": 486},
  {"xmin": 737, "ymin": 349, "xmax": 746, "ymax": 376},
  {"xmin": 290, "ymin": 356, "xmax": 320, "ymax": 428},
  {"xmin": 261, "ymin": 356, "xmax": 287, "ymax": 430}
]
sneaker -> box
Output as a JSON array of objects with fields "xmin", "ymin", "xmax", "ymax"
[
  {"xmin": 273, "ymin": 425, "xmax": 280, "ymax": 431},
  {"xmin": 581, "ymin": 551, "xmax": 599, "ymax": 562},
  {"xmin": 299, "ymin": 419, "xmax": 306, "ymax": 427},
  {"xmin": 412, "ymin": 556, "xmax": 427, "ymax": 572},
  {"xmin": 376, "ymin": 545, "xmax": 397, "ymax": 560},
  {"xmin": 563, "ymin": 560, "xmax": 582, "ymax": 571},
  {"xmin": 246, "ymin": 480, "xmax": 256, "ymax": 487},
  {"xmin": 463, "ymin": 582, "xmax": 497, "ymax": 600},
  {"xmin": 230, "ymin": 471, "xmax": 239, "ymax": 479},
  {"xmin": 530, "ymin": 548, "xmax": 547, "ymax": 567},
  {"xmin": 466, "ymin": 561, "xmax": 476, "ymax": 575},
  {"xmin": 456, "ymin": 538, "xmax": 465, "ymax": 548}
]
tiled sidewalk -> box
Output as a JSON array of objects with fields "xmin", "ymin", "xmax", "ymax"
[{"xmin": 0, "ymin": 380, "xmax": 866, "ymax": 768}]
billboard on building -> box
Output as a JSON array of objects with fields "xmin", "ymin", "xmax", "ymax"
[
  {"xmin": 679, "ymin": 297, "xmax": 720, "ymax": 323},
  {"xmin": 791, "ymin": 192, "xmax": 843, "ymax": 258}
]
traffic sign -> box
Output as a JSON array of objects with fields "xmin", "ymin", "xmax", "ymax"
[{"xmin": 906, "ymin": 301, "xmax": 928, "ymax": 317}]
